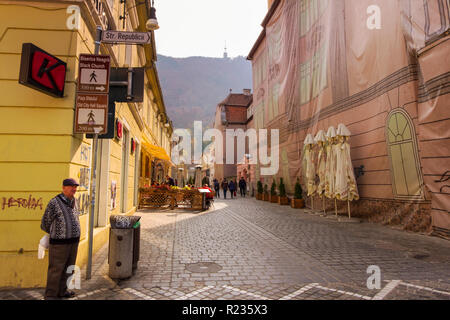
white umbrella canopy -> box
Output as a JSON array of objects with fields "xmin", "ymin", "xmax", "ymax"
[
  {"xmin": 303, "ymin": 134, "xmax": 316, "ymax": 197},
  {"xmin": 324, "ymin": 126, "xmax": 337, "ymax": 199},
  {"xmin": 335, "ymin": 124, "xmax": 359, "ymax": 201},
  {"xmin": 315, "ymin": 130, "xmax": 327, "ymax": 197}
]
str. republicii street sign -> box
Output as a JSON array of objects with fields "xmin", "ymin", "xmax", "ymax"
[{"xmin": 101, "ymin": 30, "xmax": 151, "ymax": 44}]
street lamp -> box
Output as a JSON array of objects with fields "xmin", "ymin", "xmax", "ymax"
[{"xmin": 146, "ymin": 0, "xmax": 159, "ymax": 31}]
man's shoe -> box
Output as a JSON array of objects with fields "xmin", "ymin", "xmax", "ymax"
[{"xmin": 59, "ymin": 290, "xmax": 76, "ymax": 298}]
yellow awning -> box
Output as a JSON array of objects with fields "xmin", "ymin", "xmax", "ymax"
[{"xmin": 142, "ymin": 141, "xmax": 171, "ymax": 162}]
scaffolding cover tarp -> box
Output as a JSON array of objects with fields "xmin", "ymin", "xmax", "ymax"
[{"xmin": 249, "ymin": 0, "xmax": 450, "ymax": 232}]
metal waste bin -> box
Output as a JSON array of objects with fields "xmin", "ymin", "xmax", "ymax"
[{"xmin": 108, "ymin": 215, "xmax": 141, "ymax": 279}]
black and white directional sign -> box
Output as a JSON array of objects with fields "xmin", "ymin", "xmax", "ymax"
[{"xmin": 101, "ymin": 30, "xmax": 151, "ymax": 44}]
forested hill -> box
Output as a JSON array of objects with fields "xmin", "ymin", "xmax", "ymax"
[{"xmin": 156, "ymin": 54, "xmax": 252, "ymax": 129}]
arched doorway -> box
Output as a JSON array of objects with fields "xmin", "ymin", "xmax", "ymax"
[{"xmin": 386, "ymin": 109, "xmax": 424, "ymax": 200}]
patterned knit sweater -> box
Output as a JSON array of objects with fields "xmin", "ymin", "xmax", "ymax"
[{"xmin": 41, "ymin": 193, "xmax": 81, "ymax": 244}]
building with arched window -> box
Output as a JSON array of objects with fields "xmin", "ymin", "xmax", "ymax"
[{"xmin": 245, "ymin": 0, "xmax": 450, "ymax": 237}]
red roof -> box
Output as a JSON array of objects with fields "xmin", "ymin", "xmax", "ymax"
[{"xmin": 219, "ymin": 93, "xmax": 253, "ymax": 107}]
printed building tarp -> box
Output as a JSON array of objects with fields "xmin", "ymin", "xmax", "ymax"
[{"xmin": 248, "ymin": 0, "xmax": 450, "ymax": 234}]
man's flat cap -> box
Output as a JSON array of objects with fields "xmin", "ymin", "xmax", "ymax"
[{"xmin": 63, "ymin": 178, "xmax": 79, "ymax": 186}]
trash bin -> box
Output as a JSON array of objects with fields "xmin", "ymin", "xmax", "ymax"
[
  {"xmin": 132, "ymin": 220, "xmax": 141, "ymax": 273},
  {"xmin": 108, "ymin": 215, "xmax": 141, "ymax": 279}
]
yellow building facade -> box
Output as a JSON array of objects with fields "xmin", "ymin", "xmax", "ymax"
[{"xmin": 0, "ymin": 0, "xmax": 172, "ymax": 288}]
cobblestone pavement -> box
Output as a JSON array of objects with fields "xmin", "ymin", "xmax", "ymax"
[{"xmin": 1, "ymin": 198, "xmax": 450, "ymax": 300}]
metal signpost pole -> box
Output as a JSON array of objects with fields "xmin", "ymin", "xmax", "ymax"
[{"xmin": 86, "ymin": 26, "xmax": 103, "ymax": 280}]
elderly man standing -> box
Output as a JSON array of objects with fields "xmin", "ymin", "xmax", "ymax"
[{"xmin": 41, "ymin": 178, "xmax": 81, "ymax": 300}]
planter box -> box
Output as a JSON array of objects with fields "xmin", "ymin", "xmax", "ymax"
[
  {"xmin": 263, "ymin": 193, "xmax": 269, "ymax": 201},
  {"xmin": 256, "ymin": 193, "xmax": 263, "ymax": 200},
  {"xmin": 291, "ymin": 198, "xmax": 305, "ymax": 209},
  {"xmin": 269, "ymin": 195, "xmax": 279, "ymax": 203},
  {"xmin": 278, "ymin": 196, "xmax": 289, "ymax": 205}
]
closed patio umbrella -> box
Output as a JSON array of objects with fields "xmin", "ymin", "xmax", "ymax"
[
  {"xmin": 303, "ymin": 134, "xmax": 316, "ymax": 209},
  {"xmin": 177, "ymin": 168, "xmax": 184, "ymax": 188},
  {"xmin": 325, "ymin": 126, "xmax": 338, "ymax": 216},
  {"xmin": 194, "ymin": 165, "xmax": 202, "ymax": 188},
  {"xmin": 324, "ymin": 126, "xmax": 337, "ymax": 199},
  {"xmin": 335, "ymin": 123, "xmax": 359, "ymax": 218},
  {"xmin": 315, "ymin": 130, "xmax": 327, "ymax": 214}
]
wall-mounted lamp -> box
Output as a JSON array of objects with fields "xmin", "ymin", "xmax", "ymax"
[
  {"xmin": 354, "ymin": 165, "xmax": 365, "ymax": 179},
  {"xmin": 146, "ymin": 0, "xmax": 159, "ymax": 31},
  {"xmin": 119, "ymin": 0, "xmax": 159, "ymax": 31},
  {"xmin": 119, "ymin": 0, "xmax": 127, "ymax": 29}
]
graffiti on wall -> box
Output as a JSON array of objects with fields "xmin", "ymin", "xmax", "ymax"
[
  {"xmin": 76, "ymin": 192, "xmax": 90, "ymax": 216},
  {"xmin": 80, "ymin": 145, "xmax": 91, "ymax": 163},
  {"xmin": 1, "ymin": 195, "xmax": 43, "ymax": 211},
  {"xmin": 78, "ymin": 167, "xmax": 90, "ymax": 189},
  {"xmin": 110, "ymin": 181, "xmax": 117, "ymax": 209}
]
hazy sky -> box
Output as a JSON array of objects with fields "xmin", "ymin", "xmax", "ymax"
[{"xmin": 153, "ymin": 0, "xmax": 268, "ymax": 58}]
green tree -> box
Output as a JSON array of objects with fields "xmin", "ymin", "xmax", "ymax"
[
  {"xmin": 294, "ymin": 179, "xmax": 303, "ymax": 199},
  {"xmin": 270, "ymin": 180, "xmax": 277, "ymax": 196},
  {"xmin": 279, "ymin": 178, "xmax": 286, "ymax": 197},
  {"xmin": 257, "ymin": 181, "xmax": 263, "ymax": 194}
]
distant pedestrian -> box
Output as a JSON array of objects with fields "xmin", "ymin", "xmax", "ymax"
[
  {"xmin": 41, "ymin": 178, "xmax": 81, "ymax": 300},
  {"xmin": 221, "ymin": 179, "xmax": 228, "ymax": 199},
  {"xmin": 166, "ymin": 175, "xmax": 175, "ymax": 186},
  {"xmin": 239, "ymin": 177, "xmax": 247, "ymax": 197},
  {"xmin": 229, "ymin": 180, "xmax": 236, "ymax": 199},
  {"xmin": 213, "ymin": 179, "xmax": 220, "ymax": 198}
]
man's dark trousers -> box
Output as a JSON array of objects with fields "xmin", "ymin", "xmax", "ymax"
[{"xmin": 45, "ymin": 242, "xmax": 79, "ymax": 298}]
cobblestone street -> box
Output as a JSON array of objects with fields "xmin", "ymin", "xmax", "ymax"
[{"xmin": 2, "ymin": 198, "xmax": 450, "ymax": 300}]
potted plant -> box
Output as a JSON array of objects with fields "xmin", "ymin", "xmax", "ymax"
[
  {"xmin": 270, "ymin": 180, "xmax": 278, "ymax": 203},
  {"xmin": 256, "ymin": 181, "xmax": 263, "ymax": 200},
  {"xmin": 291, "ymin": 179, "xmax": 305, "ymax": 208},
  {"xmin": 278, "ymin": 178, "xmax": 289, "ymax": 205},
  {"xmin": 263, "ymin": 184, "xmax": 269, "ymax": 201}
]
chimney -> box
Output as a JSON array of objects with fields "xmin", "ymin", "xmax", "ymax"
[{"xmin": 243, "ymin": 89, "xmax": 251, "ymax": 96}]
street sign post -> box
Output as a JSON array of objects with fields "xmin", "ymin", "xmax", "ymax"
[
  {"xmin": 74, "ymin": 54, "xmax": 111, "ymax": 135},
  {"xmin": 77, "ymin": 54, "xmax": 111, "ymax": 93},
  {"xmin": 101, "ymin": 30, "xmax": 151, "ymax": 44},
  {"xmin": 83, "ymin": 25, "xmax": 151, "ymax": 280},
  {"xmin": 74, "ymin": 94, "xmax": 108, "ymax": 134}
]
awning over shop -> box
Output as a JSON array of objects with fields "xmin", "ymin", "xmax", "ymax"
[
  {"xmin": 142, "ymin": 142, "xmax": 175, "ymax": 169},
  {"xmin": 142, "ymin": 141, "xmax": 171, "ymax": 162}
]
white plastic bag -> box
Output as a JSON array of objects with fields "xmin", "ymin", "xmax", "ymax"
[{"xmin": 38, "ymin": 234, "xmax": 49, "ymax": 259}]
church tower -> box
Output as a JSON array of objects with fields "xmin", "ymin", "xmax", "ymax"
[{"xmin": 223, "ymin": 41, "xmax": 228, "ymax": 59}]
